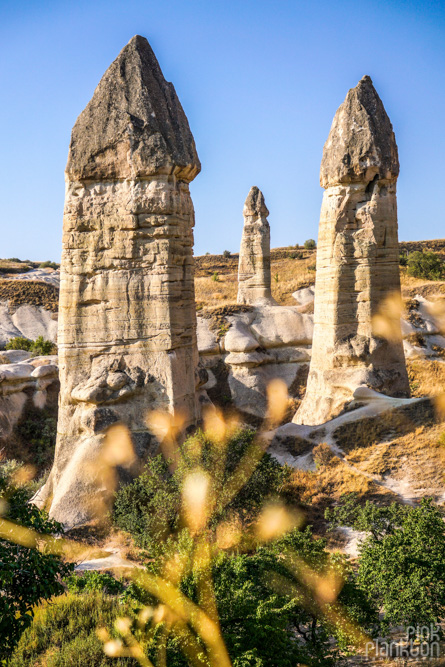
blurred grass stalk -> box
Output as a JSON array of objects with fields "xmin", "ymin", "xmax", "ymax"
[{"xmin": 1, "ymin": 377, "xmax": 374, "ymax": 664}]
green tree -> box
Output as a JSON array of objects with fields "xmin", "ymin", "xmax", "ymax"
[
  {"xmin": 0, "ymin": 465, "xmax": 73, "ymax": 659},
  {"xmin": 304, "ymin": 239, "xmax": 317, "ymax": 249},
  {"xmin": 407, "ymin": 250, "xmax": 443, "ymax": 280},
  {"xmin": 113, "ymin": 428, "xmax": 288, "ymax": 556},
  {"xmin": 326, "ymin": 496, "xmax": 445, "ymax": 635}
]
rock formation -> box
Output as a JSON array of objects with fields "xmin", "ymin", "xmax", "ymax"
[
  {"xmin": 0, "ymin": 354, "xmax": 58, "ymax": 444},
  {"xmin": 295, "ymin": 75, "xmax": 409, "ymax": 425},
  {"xmin": 35, "ymin": 35, "xmax": 201, "ymax": 528},
  {"xmin": 237, "ymin": 187, "xmax": 274, "ymax": 305}
]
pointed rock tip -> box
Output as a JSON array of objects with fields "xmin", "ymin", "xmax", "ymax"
[
  {"xmin": 244, "ymin": 186, "xmax": 269, "ymax": 218},
  {"xmin": 358, "ymin": 74, "xmax": 373, "ymax": 86},
  {"xmin": 66, "ymin": 35, "xmax": 200, "ymax": 182},
  {"xmin": 320, "ymin": 75, "xmax": 399, "ymax": 187}
]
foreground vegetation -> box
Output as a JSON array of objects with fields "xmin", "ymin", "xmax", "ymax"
[{"xmin": 2, "ymin": 426, "xmax": 445, "ymax": 666}]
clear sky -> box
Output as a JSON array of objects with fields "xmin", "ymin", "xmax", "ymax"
[{"xmin": 1, "ymin": 0, "xmax": 445, "ymax": 260}]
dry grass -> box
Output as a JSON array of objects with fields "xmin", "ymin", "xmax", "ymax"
[
  {"xmin": 194, "ymin": 248, "xmax": 445, "ymax": 313},
  {"xmin": 195, "ymin": 249, "xmax": 317, "ymax": 312},
  {"xmin": 284, "ymin": 448, "xmax": 394, "ymax": 534},
  {"xmin": 407, "ymin": 359, "xmax": 445, "ymax": 397},
  {"xmin": 345, "ymin": 421, "xmax": 445, "ymax": 502}
]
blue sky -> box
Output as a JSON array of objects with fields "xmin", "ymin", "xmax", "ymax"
[{"xmin": 1, "ymin": 0, "xmax": 445, "ymax": 260}]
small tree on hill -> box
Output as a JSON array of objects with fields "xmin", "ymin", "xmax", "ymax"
[
  {"xmin": 304, "ymin": 239, "xmax": 317, "ymax": 249},
  {"xmin": 407, "ymin": 250, "xmax": 443, "ymax": 281}
]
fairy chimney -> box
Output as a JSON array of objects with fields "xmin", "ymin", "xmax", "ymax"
[
  {"xmin": 35, "ymin": 36, "xmax": 201, "ymax": 527},
  {"xmin": 295, "ymin": 76, "xmax": 409, "ymax": 425},
  {"xmin": 237, "ymin": 186, "xmax": 274, "ymax": 305}
]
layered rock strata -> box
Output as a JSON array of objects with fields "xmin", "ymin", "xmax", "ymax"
[
  {"xmin": 237, "ymin": 187, "xmax": 274, "ymax": 305},
  {"xmin": 0, "ymin": 354, "xmax": 58, "ymax": 443},
  {"xmin": 295, "ymin": 75, "xmax": 409, "ymax": 425},
  {"xmin": 36, "ymin": 35, "xmax": 201, "ymax": 528}
]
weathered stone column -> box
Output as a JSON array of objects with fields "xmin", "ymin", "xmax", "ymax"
[
  {"xmin": 36, "ymin": 36, "xmax": 201, "ymax": 527},
  {"xmin": 295, "ymin": 75, "xmax": 409, "ymax": 425},
  {"xmin": 237, "ymin": 186, "xmax": 274, "ymax": 305}
]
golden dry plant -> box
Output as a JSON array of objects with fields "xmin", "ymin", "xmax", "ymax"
[{"xmin": 0, "ymin": 378, "xmax": 372, "ymax": 665}]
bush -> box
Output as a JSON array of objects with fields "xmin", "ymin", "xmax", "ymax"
[
  {"xmin": 8, "ymin": 593, "xmax": 139, "ymax": 667},
  {"xmin": 39, "ymin": 260, "xmax": 59, "ymax": 269},
  {"xmin": 10, "ymin": 533, "xmax": 377, "ymax": 667},
  {"xmin": 399, "ymin": 253, "xmax": 408, "ymax": 266},
  {"xmin": 65, "ymin": 570, "xmax": 125, "ymax": 596},
  {"xmin": 5, "ymin": 336, "xmax": 33, "ymax": 352},
  {"xmin": 326, "ymin": 495, "xmax": 445, "ymax": 635},
  {"xmin": 0, "ymin": 465, "xmax": 73, "ymax": 659},
  {"xmin": 304, "ymin": 239, "xmax": 317, "ymax": 249},
  {"xmin": 407, "ymin": 250, "xmax": 444, "ymax": 280},
  {"xmin": 113, "ymin": 428, "xmax": 289, "ymax": 556},
  {"xmin": 212, "ymin": 271, "xmax": 220, "ymax": 282},
  {"xmin": 223, "ymin": 249, "xmax": 231, "ymax": 258},
  {"xmin": 6, "ymin": 335, "xmax": 56, "ymax": 356}
]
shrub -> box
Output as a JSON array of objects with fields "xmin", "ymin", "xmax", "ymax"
[
  {"xmin": 39, "ymin": 260, "xmax": 59, "ymax": 269},
  {"xmin": 212, "ymin": 271, "xmax": 220, "ymax": 282},
  {"xmin": 0, "ymin": 465, "xmax": 73, "ymax": 659},
  {"xmin": 5, "ymin": 336, "xmax": 33, "ymax": 352},
  {"xmin": 5, "ymin": 335, "xmax": 56, "ymax": 356},
  {"xmin": 407, "ymin": 250, "xmax": 444, "ymax": 280},
  {"xmin": 223, "ymin": 249, "xmax": 231, "ymax": 258},
  {"xmin": 113, "ymin": 428, "xmax": 289, "ymax": 556},
  {"xmin": 65, "ymin": 570, "xmax": 125, "ymax": 596},
  {"xmin": 304, "ymin": 239, "xmax": 317, "ymax": 249},
  {"xmin": 326, "ymin": 495, "xmax": 445, "ymax": 635},
  {"xmin": 8, "ymin": 593, "xmax": 139, "ymax": 667},
  {"xmin": 399, "ymin": 253, "xmax": 408, "ymax": 266},
  {"xmin": 13, "ymin": 534, "xmax": 376, "ymax": 667},
  {"xmin": 31, "ymin": 335, "xmax": 56, "ymax": 356}
]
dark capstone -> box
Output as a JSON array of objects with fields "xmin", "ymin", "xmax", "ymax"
[
  {"xmin": 66, "ymin": 35, "xmax": 200, "ymax": 182},
  {"xmin": 320, "ymin": 75, "xmax": 399, "ymax": 187}
]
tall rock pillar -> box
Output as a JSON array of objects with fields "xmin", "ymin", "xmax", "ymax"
[
  {"xmin": 295, "ymin": 76, "xmax": 409, "ymax": 425},
  {"xmin": 237, "ymin": 186, "xmax": 274, "ymax": 305},
  {"xmin": 37, "ymin": 36, "xmax": 201, "ymax": 527}
]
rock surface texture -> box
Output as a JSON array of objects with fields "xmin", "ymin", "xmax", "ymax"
[
  {"xmin": 36, "ymin": 36, "xmax": 201, "ymax": 528},
  {"xmin": 0, "ymin": 355, "xmax": 58, "ymax": 443},
  {"xmin": 295, "ymin": 76, "xmax": 409, "ymax": 425},
  {"xmin": 237, "ymin": 187, "xmax": 274, "ymax": 305}
]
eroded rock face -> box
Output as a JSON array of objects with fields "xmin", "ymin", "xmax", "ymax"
[
  {"xmin": 237, "ymin": 187, "xmax": 274, "ymax": 305},
  {"xmin": 198, "ymin": 306, "xmax": 313, "ymax": 419},
  {"xmin": 295, "ymin": 76, "xmax": 409, "ymax": 426},
  {"xmin": 0, "ymin": 355, "xmax": 59, "ymax": 443},
  {"xmin": 36, "ymin": 36, "xmax": 201, "ymax": 528}
]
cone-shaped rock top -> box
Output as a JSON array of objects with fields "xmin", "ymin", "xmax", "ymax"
[
  {"xmin": 320, "ymin": 75, "xmax": 399, "ymax": 188},
  {"xmin": 243, "ymin": 186, "xmax": 269, "ymax": 218},
  {"xmin": 66, "ymin": 35, "xmax": 201, "ymax": 182}
]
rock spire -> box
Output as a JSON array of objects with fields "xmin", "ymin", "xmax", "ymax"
[
  {"xmin": 295, "ymin": 75, "xmax": 409, "ymax": 425},
  {"xmin": 35, "ymin": 36, "xmax": 202, "ymax": 527},
  {"xmin": 237, "ymin": 186, "xmax": 274, "ymax": 305}
]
